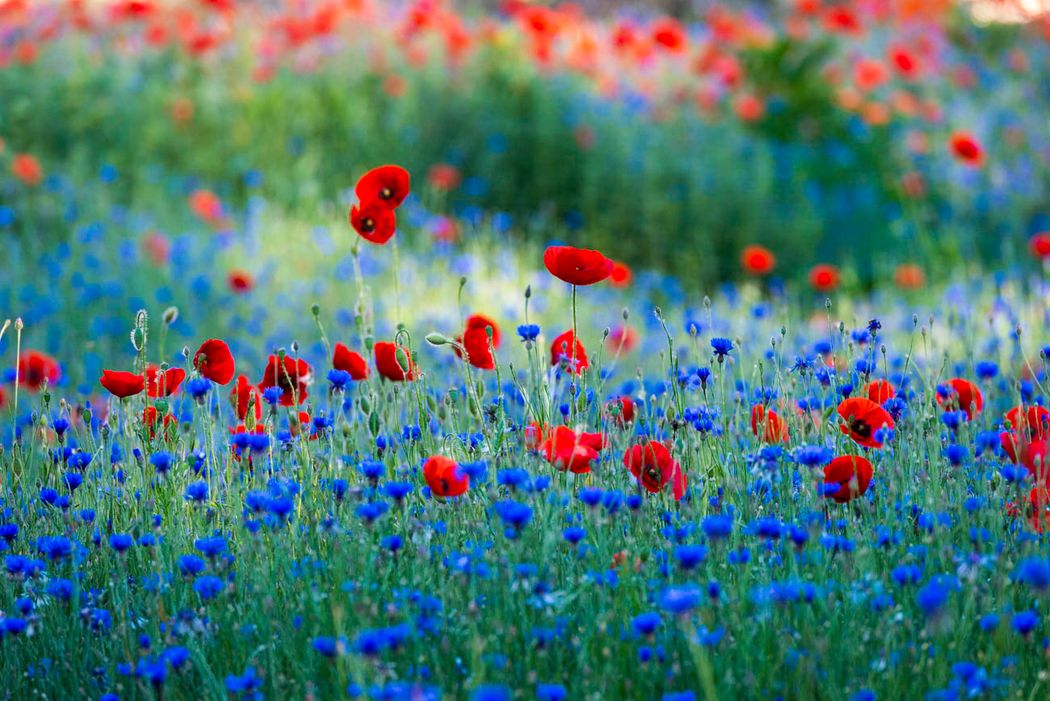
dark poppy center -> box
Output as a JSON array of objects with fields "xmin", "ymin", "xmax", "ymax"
[
  {"xmin": 849, "ymin": 418, "xmax": 871, "ymax": 438},
  {"xmin": 643, "ymin": 464, "xmax": 661, "ymax": 484},
  {"xmin": 362, "ymin": 217, "xmax": 375, "ymax": 232},
  {"xmin": 380, "ymin": 187, "xmax": 393, "ymax": 200}
]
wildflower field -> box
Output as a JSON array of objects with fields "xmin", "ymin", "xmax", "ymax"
[{"xmin": 4, "ymin": 1, "xmax": 1050, "ymax": 700}]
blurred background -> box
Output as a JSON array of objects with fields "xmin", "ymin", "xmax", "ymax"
[{"xmin": 2, "ymin": 0, "xmax": 1050, "ymax": 289}]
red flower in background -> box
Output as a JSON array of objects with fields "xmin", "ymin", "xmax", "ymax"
[
  {"xmin": 456, "ymin": 314, "xmax": 501, "ymax": 371},
  {"xmin": 350, "ymin": 201, "xmax": 397, "ymax": 245},
  {"xmin": 355, "ymin": 165, "xmax": 411, "ymax": 210},
  {"xmin": 949, "ymin": 131, "xmax": 984, "ymax": 167},
  {"xmin": 427, "ymin": 163, "xmax": 461, "ymax": 191},
  {"xmin": 605, "ymin": 325, "xmax": 638, "ymax": 355},
  {"xmin": 1029, "ymin": 232, "xmax": 1050, "ymax": 260},
  {"xmin": 99, "ymin": 370, "xmax": 145, "ymax": 398},
  {"xmin": 607, "ymin": 395, "xmax": 636, "ymax": 425},
  {"xmin": 259, "ymin": 355, "xmax": 312, "ymax": 405},
  {"xmin": 540, "ymin": 425, "xmax": 607, "ymax": 474},
  {"xmin": 142, "ymin": 405, "xmax": 176, "ymax": 440},
  {"xmin": 866, "ymin": 379, "xmax": 896, "ymax": 404},
  {"xmin": 822, "ymin": 455, "xmax": 873, "ymax": 503},
  {"xmin": 194, "ymin": 339, "xmax": 235, "ymax": 385},
  {"xmin": 609, "ymin": 261, "xmax": 633, "ymax": 288},
  {"xmin": 333, "ymin": 342, "xmax": 369, "ymax": 380},
  {"xmin": 374, "ymin": 341, "xmax": 416, "ymax": 382},
  {"xmin": 651, "ymin": 17, "xmax": 687, "ymax": 53},
  {"xmin": 145, "ymin": 365, "xmax": 186, "ymax": 397},
  {"xmin": 189, "ymin": 189, "xmax": 224, "ymax": 226},
  {"xmin": 808, "ymin": 264, "xmax": 840, "ymax": 292},
  {"xmin": 543, "ymin": 245, "xmax": 614, "ymax": 286},
  {"xmin": 893, "ymin": 263, "xmax": 925, "ymax": 290},
  {"xmin": 550, "ymin": 330, "xmax": 589, "ymax": 374},
  {"xmin": 624, "ymin": 440, "xmax": 687, "ymax": 500},
  {"xmin": 837, "ymin": 397, "xmax": 894, "ymax": 448},
  {"xmin": 17, "ymin": 351, "xmax": 61, "ymax": 391},
  {"xmin": 11, "ymin": 153, "xmax": 43, "ymax": 186},
  {"xmin": 424, "ymin": 455, "xmax": 469, "ymax": 498},
  {"xmin": 751, "ymin": 404, "xmax": 789, "ymax": 443},
  {"xmin": 741, "ymin": 245, "xmax": 776, "ymax": 275},
  {"xmin": 228, "ymin": 269, "xmax": 254, "ymax": 293},
  {"xmin": 230, "ymin": 375, "xmax": 262, "ymax": 422},
  {"xmin": 935, "ymin": 378, "xmax": 983, "ymax": 420}
]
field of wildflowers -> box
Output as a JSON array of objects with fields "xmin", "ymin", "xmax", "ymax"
[{"xmin": 4, "ymin": 1, "xmax": 1050, "ymax": 700}]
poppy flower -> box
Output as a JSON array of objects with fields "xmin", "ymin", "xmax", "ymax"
[
  {"xmin": 751, "ymin": 404, "xmax": 789, "ymax": 443},
  {"xmin": 935, "ymin": 378, "xmax": 983, "ymax": 420},
  {"xmin": 540, "ymin": 425, "xmax": 607, "ymax": 474},
  {"xmin": 1026, "ymin": 486, "xmax": 1050, "ymax": 533},
  {"xmin": 550, "ymin": 330, "xmax": 589, "ymax": 374},
  {"xmin": 188, "ymin": 189, "xmax": 224, "ymax": 226},
  {"xmin": 650, "ymin": 17, "xmax": 686, "ymax": 53},
  {"xmin": 349, "ymin": 201, "xmax": 397, "ymax": 245},
  {"xmin": 374, "ymin": 342, "xmax": 416, "ymax": 382},
  {"xmin": 332, "ymin": 343, "xmax": 369, "ymax": 380},
  {"xmin": 1029, "ymin": 232, "xmax": 1050, "ymax": 260},
  {"xmin": 142, "ymin": 405, "xmax": 176, "ymax": 440},
  {"xmin": 228, "ymin": 270, "xmax": 254, "ymax": 293},
  {"xmin": 609, "ymin": 261, "xmax": 633, "ymax": 288},
  {"xmin": 1006, "ymin": 405, "xmax": 1050, "ymax": 438},
  {"xmin": 145, "ymin": 365, "xmax": 186, "ymax": 397},
  {"xmin": 893, "ymin": 263, "xmax": 925, "ymax": 290},
  {"xmin": 16, "ymin": 351, "xmax": 61, "ymax": 391},
  {"xmin": 455, "ymin": 314, "xmax": 501, "ymax": 371},
  {"xmin": 423, "ymin": 455, "xmax": 468, "ymax": 498},
  {"xmin": 607, "ymin": 395, "xmax": 636, "ymax": 425},
  {"xmin": 605, "ymin": 325, "xmax": 638, "ymax": 355},
  {"xmin": 193, "ymin": 339, "xmax": 235, "ymax": 385},
  {"xmin": 624, "ymin": 441, "xmax": 687, "ymax": 500},
  {"xmin": 808, "ymin": 264, "xmax": 840, "ymax": 292},
  {"xmin": 543, "ymin": 246, "xmax": 614, "ymax": 286},
  {"xmin": 837, "ymin": 397, "xmax": 895, "ymax": 448},
  {"xmin": 427, "ymin": 163, "xmax": 461, "ymax": 191},
  {"xmin": 11, "ymin": 153, "xmax": 43, "ymax": 186},
  {"xmin": 822, "ymin": 455, "xmax": 873, "ymax": 503},
  {"xmin": 230, "ymin": 375, "xmax": 262, "ymax": 422},
  {"xmin": 259, "ymin": 355, "xmax": 312, "ymax": 405},
  {"xmin": 0, "ymin": 386, "xmax": 5, "ymax": 411},
  {"xmin": 355, "ymin": 165, "xmax": 411, "ymax": 210},
  {"xmin": 853, "ymin": 58, "xmax": 888, "ymax": 91},
  {"xmin": 740, "ymin": 245, "xmax": 776, "ymax": 275},
  {"xmin": 99, "ymin": 370, "xmax": 145, "ymax": 398},
  {"xmin": 866, "ymin": 379, "xmax": 896, "ymax": 404},
  {"xmin": 949, "ymin": 131, "xmax": 984, "ymax": 167}
]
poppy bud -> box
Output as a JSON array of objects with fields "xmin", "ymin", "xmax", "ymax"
[
  {"xmin": 162, "ymin": 307, "xmax": 179, "ymax": 325},
  {"xmin": 311, "ymin": 304, "xmax": 320, "ymax": 317},
  {"xmin": 524, "ymin": 285, "xmax": 532, "ymax": 299},
  {"xmin": 290, "ymin": 341, "xmax": 299, "ymax": 353},
  {"xmin": 426, "ymin": 333, "xmax": 451, "ymax": 347}
]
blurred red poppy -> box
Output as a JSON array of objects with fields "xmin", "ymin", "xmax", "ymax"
[
  {"xmin": 259, "ymin": 355, "xmax": 312, "ymax": 405},
  {"xmin": 837, "ymin": 397, "xmax": 894, "ymax": 448},
  {"xmin": 607, "ymin": 395, "xmax": 636, "ymax": 425},
  {"xmin": 194, "ymin": 339, "xmax": 235, "ymax": 385},
  {"xmin": 333, "ymin": 342, "xmax": 369, "ymax": 380},
  {"xmin": 350, "ymin": 201, "xmax": 397, "ymax": 245},
  {"xmin": 624, "ymin": 440, "xmax": 687, "ymax": 500},
  {"xmin": 605, "ymin": 325, "xmax": 638, "ymax": 355},
  {"xmin": 741, "ymin": 244, "xmax": 776, "ymax": 275},
  {"xmin": 355, "ymin": 164, "xmax": 411, "ymax": 210},
  {"xmin": 822, "ymin": 455, "xmax": 873, "ymax": 503},
  {"xmin": 893, "ymin": 263, "xmax": 925, "ymax": 289},
  {"xmin": 808, "ymin": 264, "xmax": 840, "ymax": 292},
  {"xmin": 866, "ymin": 379, "xmax": 896, "ymax": 404},
  {"xmin": 609, "ymin": 261, "xmax": 633, "ymax": 288},
  {"xmin": 17, "ymin": 350, "xmax": 61, "ymax": 391},
  {"xmin": 100, "ymin": 370, "xmax": 145, "ymax": 398},
  {"xmin": 550, "ymin": 330, "xmax": 589, "ymax": 374},
  {"xmin": 230, "ymin": 374, "xmax": 262, "ymax": 421},
  {"xmin": 228, "ymin": 270, "xmax": 254, "ymax": 293},
  {"xmin": 935, "ymin": 378, "xmax": 983, "ymax": 420},
  {"xmin": 145, "ymin": 365, "xmax": 186, "ymax": 397},
  {"xmin": 1029, "ymin": 232, "xmax": 1050, "ymax": 260},
  {"xmin": 424, "ymin": 455, "xmax": 468, "ymax": 497},
  {"xmin": 751, "ymin": 404, "xmax": 789, "ymax": 443},
  {"xmin": 543, "ymin": 245, "xmax": 614, "ymax": 286},
  {"xmin": 427, "ymin": 163, "xmax": 461, "ymax": 191},
  {"xmin": 374, "ymin": 341, "xmax": 416, "ymax": 382},
  {"xmin": 540, "ymin": 425, "xmax": 607, "ymax": 474},
  {"xmin": 949, "ymin": 131, "xmax": 984, "ymax": 167},
  {"xmin": 11, "ymin": 153, "xmax": 42, "ymax": 186}
]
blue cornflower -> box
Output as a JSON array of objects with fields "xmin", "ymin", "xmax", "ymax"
[
  {"xmin": 1016, "ymin": 557, "xmax": 1050, "ymax": 591},
  {"xmin": 177, "ymin": 554, "xmax": 206, "ymax": 576},
  {"xmin": 193, "ymin": 575, "xmax": 225, "ymax": 600},
  {"xmin": 495, "ymin": 500, "xmax": 533, "ymax": 537},
  {"xmin": 536, "ymin": 683, "xmax": 567, "ymax": 701},
  {"xmin": 916, "ymin": 575, "xmax": 956, "ymax": 617},
  {"xmin": 562, "ymin": 526, "xmax": 586, "ymax": 544},
  {"xmin": 184, "ymin": 481, "xmax": 209, "ymax": 503},
  {"xmin": 194, "ymin": 536, "xmax": 227, "ymax": 558},
  {"xmin": 517, "ymin": 324, "xmax": 541, "ymax": 342},
  {"xmin": 632, "ymin": 612, "xmax": 661, "ymax": 636},
  {"xmin": 262, "ymin": 386, "xmax": 284, "ymax": 405},
  {"xmin": 186, "ymin": 377, "xmax": 212, "ymax": 399},
  {"xmin": 1012, "ymin": 610, "xmax": 1039, "ymax": 636},
  {"xmin": 701, "ymin": 514, "xmax": 733, "ymax": 540},
  {"xmin": 382, "ymin": 481, "xmax": 413, "ymax": 502},
  {"xmin": 470, "ymin": 684, "xmax": 510, "ymax": 701},
  {"xmin": 659, "ymin": 584, "xmax": 701, "ymax": 615},
  {"xmin": 327, "ymin": 369, "xmax": 352, "ymax": 390},
  {"xmin": 109, "ymin": 533, "xmax": 134, "ymax": 553},
  {"xmin": 710, "ymin": 338, "xmax": 734, "ymax": 360},
  {"xmin": 150, "ymin": 451, "xmax": 173, "ymax": 475},
  {"xmin": 673, "ymin": 544, "xmax": 707, "ymax": 570},
  {"xmin": 358, "ymin": 460, "xmax": 385, "ymax": 482}
]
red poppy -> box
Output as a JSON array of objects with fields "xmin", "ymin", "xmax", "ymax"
[
  {"xmin": 333, "ymin": 342, "xmax": 369, "ymax": 380},
  {"xmin": 349, "ymin": 201, "xmax": 397, "ymax": 245},
  {"xmin": 1027, "ymin": 486, "xmax": 1050, "ymax": 533},
  {"xmin": 837, "ymin": 397, "xmax": 894, "ymax": 448},
  {"xmin": 888, "ymin": 45, "xmax": 919, "ymax": 78},
  {"xmin": 188, "ymin": 189, "xmax": 224, "ymax": 226},
  {"xmin": 808, "ymin": 264, "xmax": 840, "ymax": 292},
  {"xmin": 1006, "ymin": 405, "xmax": 1050, "ymax": 438},
  {"xmin": 142, "ymin": 405, "xmax": 176, "ymax": 440},
  {"xmin": 550, "ymin": 330, "xmax": 589, "ymax": 374},
  {"xmin": 866, "ymin": 379, "xmax": 896, "ymax": 404},
  {"xmin": 228, "ymin": 269, "xmax": 254, "ymax": 293},
  {"xmin": 0, "ymin": 386, "xmax": 5, "ymax": 411},
  {"xmin": 741, "ymin": 245, "xmax": 776, "ymax": 275},
  {"xmin": 455, "ymin": 314, "xmax": 501, "ymax": 371},
  {"xmin": 543, "ymin": 245, "xmax": 614, "ymax": 286},
  {"xmin": 935, "ymin": 378, "xmax": 983, "ymax": 420},
  {"xmin": 949, "ymin": 131, "xmax": 984, "ymax": 167},
  {"xmin": 355, "ymin": 164, "xmax": 411, "ymax": 210},
  {"xmin": 893, "ymin": 263, "xmax": 925, "ymax": 290},
  {"xmin": 16, "ymin": 350, "xmax": 61, "ymax": 391},
  {"xmin": 423, "ymin": 455, "xmax": 469, "ymax": 498},
  {"xmin": 99, "ymin": 370, "xmax": 145, "ymax": 398},
  {"xmin": 193, "ymin": 339, "xmax": 235, "ymax": 385},
  {"xmin": 374, "ymin": 341, "xmax": 416, "ymax": 382},
  {"xmin": 853, "ymin": 58, "xmax": 888, "ymax": 91},
  {"xmin": 11, "ymin": 153, "xmax": 43, "ymax": 186},
  {"xmin": 607, "ymin": 395, "xmax": 636, "ymax": 425},
  {"xmin": 651, "ymin": 17, "xmax": 686, "ymax": 53},
  {"xmin": 605, "ymin": 325, "xmax": 638, "ymax": 355},
  {"xmin": 540, "ymin": 425, "xmax": 607, "ymax": 474},
  {"xmin": 751, "ymin": 404, "xmax": 789, "ymax": 443},
  {"xmin": 822, "ymin": 455, "xmax": 873, "ymax": 503},
  {"xmin": 609, "ymin": 261, "xmax": 633, "ymax": 288},
  {"xmin": 624, "ymin": 440, "xmax": 687, "ymax": 500},
  {"xmin": 1029, "ymin": 232, "xmax": 1050, "ymax": 260},
  {"xmin": 426, "ymin": 163, "xmax": 461, "ymax": 191},
  {"xmin": 230, "ymin": 374, "xmax": 262, "ymax": 421},
  {"xmin": 259, "ymin": 355, "xmax": 312, "ymax": 405},
  {"xmin": 144, "ymin": 365, "xmax": 186, "ymax": 397}
]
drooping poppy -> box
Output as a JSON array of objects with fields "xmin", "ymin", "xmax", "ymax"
[
  {"xmin": 550, "ymin": 330, "xmax": 589, "ymax": 374},
  {"xmin": 423, "ymin": 455, "xmax": 468, "ymax": 498},
  {"xmin": 949, "ymin": 131, "xmax": 984, "ymax": 167},
  {"xmin": 808, "ymin": 264, "xmax": 840, "ymax": 293},
  {"xmin": 837, "ymin": 397, "xmax": 895, "ymax": 448},
  {"xmin": 355, "ymin": 165, "xmax": 411, "ymax": 210},
  {"xmin": 935, "ymin": 378, "xmax": 983, "ymax": 420},
  {"xmin": 543, "ymin": 246, "xmax": 614, "ymax": 286},
  {"xmin": 332, "ymin": 342, "xmax": 369, "ymax": 380},
  {"xmin": 740, "ymin": 245, "xmax": 776, "ymax": 275},
  {"xmin": 230, "ymin": 374, "xmax": 262, "ymax": 422},
  {"xmin": 145, "ymin": 365, "xmax": 186, "ymax": 397},
  {"xmin": 374, "ymin": 341, "xmax": 416, "ymax": 382},
  {"xmin": 540, "ymin": 425, "xmax": 607, "ymax": 474},
  {"xmin": 822, "ymin": 455, "xmax": 874, "ymax": 503},
  {"xmin": 193, "ymin": 339, "xmax": 235, "ymax": 385},
  {"xmin": 99, "ymin": 370, "xmax": 145, "ymax": 398},
  {"xmin": 866, "ymin": 379, "xmax": 896, "ymax": 404},
  {"xmin": 624, "ymin": 440, "xmax": 687, "ymax": 500},
  {"xmin": 455, "ymin": 314, "xmax": 501, "ymax": 371},
  {"xmin": 349, "ymin": 201, "xmax": 397, "ymax": 245},
  {"xmin": 751, "ymin": 404, "xmax": 789, "ymax": 443},
  {"xmin": 259, "ymin": 355, "xmax": 312, "ymax": 406},
  {"xmin": 16, "ymin": 350, "xmax": 61, "ymax": 391}
]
